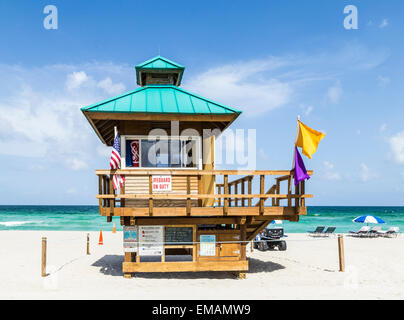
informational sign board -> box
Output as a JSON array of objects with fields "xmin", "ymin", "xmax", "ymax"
[
  {"xmin": 123, "ymin": 226, "xmax": 138, "ymax": 252},
  {"xmin": 152, "ymin": 175, "xmax": 172, "ymax": 192},
  {"xmin": 200, "ymin": 235, "xmax": 216, "ymax": 256},
  {"xmin": 139, "ymin": 226, "xmax": 164, "ymax": 256},
  {"xmin": 165, "ymin": 227, "xmax": 193, "ymax": 244}
]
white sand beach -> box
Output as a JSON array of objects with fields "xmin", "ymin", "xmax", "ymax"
[{"xmin": 0, "ymin": 231, "xmax": 402, "ymax": 300}]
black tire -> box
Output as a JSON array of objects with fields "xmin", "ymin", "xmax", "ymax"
[
  {"xmin": 278, "ymin": 241, "xmax": 287, "ymax": 251},
  {"xmin": 258, "ymin": 241, "xmax": 265, "ymax": 251}
]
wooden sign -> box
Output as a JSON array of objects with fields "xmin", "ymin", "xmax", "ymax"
[
  {"xmin": 200, "ymin": 235, "xmax": 216, "ymax": 256},
  {"xmin": 123, "ymin": 226, "xmax": 138, "ymax": 252},
  {"xmin": 139, "ymin": 226, "xmax": 163, "ymax": 256},
  {"xmin": 165, "ymin": 227, "xmax": 193, "ymax": 244},
  {"xmin": 152, "ymin": 175, "xmax": 172, "ymax": 192}
]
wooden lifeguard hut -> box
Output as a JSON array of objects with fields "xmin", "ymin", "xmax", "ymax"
[{"xmin": 81, "ymin": 56, "xmax": 313, "ymax": 278}]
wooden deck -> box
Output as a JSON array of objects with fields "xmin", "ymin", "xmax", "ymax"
[{"xmin": 95, "ymin": 169, "xmax": 313, "ymax": 242}]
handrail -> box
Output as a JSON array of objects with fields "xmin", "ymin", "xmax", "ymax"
[
  {"xmin": 96, "ymin": 194, "xmax": 313, "ymax": 199},
  {"xmin": 228, "ymin": 175, "xmax": 254, "ymax": 186},
  {"xmin": 95, "ymin": 169, "xmax": 313, "ymax": 176}
]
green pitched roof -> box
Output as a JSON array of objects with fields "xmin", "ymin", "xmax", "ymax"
[
  {"xmin": 81, "ymin": 85, "xmax": 241, "ymax": 115},
  {"xmin": 135, "ymin": 56, "xmax": 185, "ymax": 70},
  {"xmin": 135, "ymin": 56, "xmax": 185, "ymax": 86}
]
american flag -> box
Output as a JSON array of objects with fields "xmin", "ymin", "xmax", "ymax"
[{"xmin": 110, "ymin": 130, "xmax": 125, "ymax": 190}]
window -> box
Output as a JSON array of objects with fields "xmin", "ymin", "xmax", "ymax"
[{"xmin": 122, "ymin": 136, "xmax": 201, "ymax": 169}]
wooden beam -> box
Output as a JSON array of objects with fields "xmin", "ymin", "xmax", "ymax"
[
  {"xmin": 149, "ymin": 175, "xmax": 153, "ymax": 216},
  {"xmin": 123, "ymin": 261, "xmax": 248, "ymax": 273},
  {"xmin": 186, "ymin": 175, "xmax": 191, "ymax": 216},
  {"xmin": 85, "ymin": 111, "xmax": 237, "ymax": 123},
  {"xmin": 96, "ymin": 169, "xmax": 313, "ymax": 176},
  {"xmin": 223, "ymin": 175, "xmax": 228, "ymax": 215},
  {"xmin": 259, "ymin": 175, "xmax": 265, "ymax": 214},
  {"xmin": 96, "ymin": 193, "xmax": 314, "ymax": 200}
]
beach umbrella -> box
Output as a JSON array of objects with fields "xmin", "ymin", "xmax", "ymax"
[
  {"xmin": 270, "ymin": 220, "xmax": 283, "ymax": 225},
  {"xmin": 352, "ymin": 215, "xmax": 385, "ymax": 225}
]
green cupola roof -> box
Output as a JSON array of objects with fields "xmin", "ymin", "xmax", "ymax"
[{"xmin": 135, "ymin": 56, "xmax": 185, "ymax": 86}]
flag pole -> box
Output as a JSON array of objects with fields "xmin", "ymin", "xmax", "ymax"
[
  {"xmin": 292, "ymin": 115, "xmax": 300, "ymax": 169},
  {"xmin": 290, "ymin": 115, "xmax": 300, "ymax": 192}
]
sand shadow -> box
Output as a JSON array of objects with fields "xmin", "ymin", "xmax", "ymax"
[
  {"xmin": 92, "ymin": 255, "xmax": 285, "ymax": 279},
  {"xmin": 91, "ymin": 255, "xmax": 124, "ymax": 276},
  {"xmin": 247, "ymin": 257, "xmax": 285, "ymax": 273}
]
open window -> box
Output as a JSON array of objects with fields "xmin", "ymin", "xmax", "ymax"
[{"xmin": 121, "ymin": 135, "xmax": 201, "ymax": 169}]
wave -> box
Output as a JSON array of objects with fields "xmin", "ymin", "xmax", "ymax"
[{"xmin": 0, "ymin": 221, "xmax": 38, "ymax": 227}]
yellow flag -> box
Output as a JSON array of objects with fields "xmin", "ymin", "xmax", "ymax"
[{"xmin": 295, "ymin": 120, "xmax": 325, "ymax": 159}]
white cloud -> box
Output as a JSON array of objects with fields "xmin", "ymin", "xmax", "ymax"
[
  {"xmin": 184, "ymin": 57, "xmax": 292, "ymax": 116},
  {"xmin": 323, "ymin": 161, "xmax": 341, "ymax": 181},
  {"xmin": 97, "ymin": 77, "xmax": 126, "ymax": 95},
  {"xmin": 65, "ymin": 158, "xmax": 88, "ymax": 171},
  {"xmin": 377, "ymin": 75, "xmax": 390, "ymax": 87},
  {"xmin": 66, "ymin": 71, "xmax": 90, "ymax": 90},
  {"xmin": 182, "ymin": 45, "xmax": 388, "ymax": 117},
  {"xmin": 327, "ymin": 81, "xmax": 343, "ymax": 104},
  {"xmin": 0, "ymin": 62, "xmax": 131, "ymax": 170},
  {"xmin": 389, "ymin": 131, "xmax": 404, "ymax": 164},
  {"xmin": 67, "ymin": 187, "xmax": 77, "ymax": 194},
  {"xmin": 303, "ymin": 105, "xmax": 314, "ymax": 116},
  {"xmin": 379, "ymin": 19, "xmax": 389, "ymax": 29},
  {"xmin": 66, "ymin": 71, "xmax": 125, "ymax": 95},
  {"xmin": 360, "ymin": 163, "xmax": 378, "ymax": 182}
]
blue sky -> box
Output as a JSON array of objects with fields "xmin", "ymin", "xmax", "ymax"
[{"xmin": 0, "ymin": 0, "xmax": 403, "ymax": 205}]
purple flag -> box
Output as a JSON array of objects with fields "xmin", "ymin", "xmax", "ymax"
[{"xmin": 294, "ymin": 147, "xmax": 310, "ymax": 186}]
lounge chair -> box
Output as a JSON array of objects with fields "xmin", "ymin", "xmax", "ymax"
[
  {"xmin": 369, "ymin": 226, "xmax": 382, "ymax": 238},
  {"xmin": 308, "ymin": 226, "xmax": 325, "ymax": 237},
  {"xmin": 349, "ymin": 226, "xmax": 370, "ymax": 237},
  {"xmin": 377, "ymin": 227, "xmax": 400, "ymax": 238},
  {"xmin": 322, "ymin": 226, "xmax": 336, "ymax": 237}
]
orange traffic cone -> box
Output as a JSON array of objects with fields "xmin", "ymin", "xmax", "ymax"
[
  {"xmin": 98, "ymin": 230, "xmax": 103, "ymax": 245},
  {"xmin": 112, "ymin": 223, "xmax": 116, "ymax": 234}
]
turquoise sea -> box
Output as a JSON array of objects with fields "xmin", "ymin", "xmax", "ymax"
[{"xmin": 0, "ymin": 206, "xmax": 402, "ymax": 233}]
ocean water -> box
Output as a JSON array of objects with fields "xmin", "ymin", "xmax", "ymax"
[{"xmin": 0, "ymin": 206, "xmax": 402, "ymax": 233}]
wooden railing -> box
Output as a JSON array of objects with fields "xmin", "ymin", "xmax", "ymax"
[{"xmin": 95, "ymin": 169, "xmax": 313, "ymax": 219}]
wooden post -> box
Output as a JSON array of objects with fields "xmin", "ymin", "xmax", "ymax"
[
  {"xmin": 149, "ymin": 174, "xmax": 153, "ymax": 216},
  {"xmin": 108, "ymin": 175, "xmax": 114, "ymax": 222},
  {"xmin": 338, "ymin": 234, "xmax": 345, "ymax": 272},
  {"xmin": 41, "ymin": 237, "xmax": 47, "ymax": 277},
  {"xmin": 259, "ymin": 175, "xmax": 265, "ymax": 214},
  {"xmin": 287, "ymin": 175, "xmax": 292, "ymax": 207},
  {"xmin": 86, "ymin": 233, "xmax": 90, "ymax": 255},
  {"xmin": 121, "ymin": 184, "xmax": 125, "ymax": 208},
  {"xmin": 301, "ymin": 180, "xmax": 306, "ymax": 207},
  {"xmin": 295, "ymin": 181, "xmax": 301, "ymax": 208},
  {"xmin": 98, "ymin": 175, "xmax": 103, "ymax": 213},
  {"xmin": 217, "ymin": 185, "xmax": 222, "ymax": 207},
  {"xmin": 248, "ymin": 177, "xmax": 252, "ymax": 207},
  {"xmin": 240, "ymin": 224, "xmax": 246, "ymax": 260},
  {"xmin": 250, "ymin": 241, "xmax": 253, "ymax": 252},
  {"xmin": 276, "ymin": 179, "xmax": 280, "ymax": 206},
  {"xmin": 124, "ymin": 252, "xmax": 132, "ymax": 279},
  {"xmin": 186, "ymin": 175, "xmax": 191, "ymax": 216},
  {"xmin": 223, "ymin": 175, "xmax": 228, "ymax": 215},
  {"xmin": 241, "ymin": 180, "xmax": 245, "ymax": 207},
  {"xmin": 234, "ymin": 184, "xmax": 238, "ymax": 207}
]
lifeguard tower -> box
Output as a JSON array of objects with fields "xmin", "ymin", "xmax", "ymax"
[{"xmin": 81, "ymin": 56, "xmax": 312, "ymax": 278}]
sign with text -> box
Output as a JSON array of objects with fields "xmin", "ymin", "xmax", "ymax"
[
  {"xmin": 139, "ymin": 225, "xmax": 164, "ymax": 256},
  {"xmin": 200, "ymin": 235, "xmax": 216, "ymax": 256},
  {"xmin": 123, "ymin": 226, "xmax": 138, "ymax": 252},
  {"xmin": 152, "ymin": 175, "xmax": 172, "ymax": 192}
]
